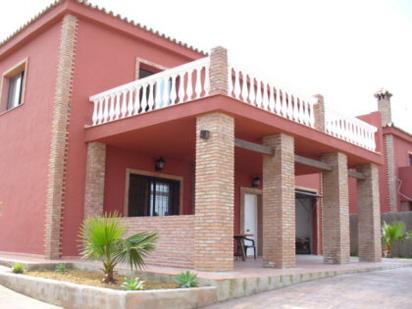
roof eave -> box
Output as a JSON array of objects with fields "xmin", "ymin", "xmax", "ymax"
[{"xmin": 0, "ymin": 0, "xmax": 207, "ymax": 61}]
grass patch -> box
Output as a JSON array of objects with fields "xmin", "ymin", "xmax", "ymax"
[{"xmin": 26, "ymin": 269, "xmax": 179, "ymax": 290}]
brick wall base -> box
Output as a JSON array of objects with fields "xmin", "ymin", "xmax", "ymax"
[{"xmin": 120, "ymin": 216, "xmax": 194, "ymax": 268}]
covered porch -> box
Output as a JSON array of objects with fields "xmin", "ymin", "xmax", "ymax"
[{"xmin": 83, "ymin": 48, "xmax": 383, "ymax": 272}]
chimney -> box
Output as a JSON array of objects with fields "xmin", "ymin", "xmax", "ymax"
[{"xmin": 374, "ymin": 88, "xmax": 393, "ymax": 127}]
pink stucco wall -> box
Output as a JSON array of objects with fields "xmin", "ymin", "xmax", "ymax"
[
  {"xmin": 392, "ymin": 134, "xmax": 412, "ymax": 208},
  {"xmin": 0, "ymin": 21, "xmax": 61, "ymax": 255},
  {"xmin": 104, "ymin": 146, "xmax": 194, "ymax": 216},
  {"xmin": 61, "ymin": 18, "xmax": 199, "ymax": 256}
]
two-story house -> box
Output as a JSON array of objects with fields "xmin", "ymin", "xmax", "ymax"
[{"xmin": 0, "ymin": 0, "xmax": 385, "ymax": 271}]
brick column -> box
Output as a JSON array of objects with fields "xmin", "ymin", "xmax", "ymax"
[
  {"xmin": 357, "ymin": 163, "xmax": 382, "ymax": 262},
  {"xmin": 84, "ymin": 142, "xmax": 106, "ymax": 219},
  {"xmin": 321, "ymin": 152, "xmax": 350, "ymax": 264},
  {"xmin": 262, "ymin": 134, "xmax": 295, "ymax": 268},
  {"xmin": 209, "ymin": 46, "xmax": 228, "ymax": 95},
  {"xmin": 384, "ymin": 134, "xmax": 397, "ymax": 212},
  {"xmin": 312, "ymin": 94, "xmax": 325, "ymax": 132},
  {"xmin": 44, "ymin": 15, "xmax": 78, "ymax": 259},
  {"xmin": 194, "ymin": 112, "xmax": 234, "ymax": 271}
]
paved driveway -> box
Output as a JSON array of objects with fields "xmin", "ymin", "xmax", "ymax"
[
  {"xmin": 207, "ymin": 267, "xmax": 412, "ymax": 309},
  {"xmin": 0, "ymin": 284, "xmax": 60, "ymax": 309}
]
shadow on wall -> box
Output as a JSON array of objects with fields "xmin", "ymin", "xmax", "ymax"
[{"xmin": 350, "ymin": 212, "xmax": 412, "ymax": 258}]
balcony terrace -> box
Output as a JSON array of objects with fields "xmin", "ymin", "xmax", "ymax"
[{"xmin": 88, "ymin": 55, "xmax": 377, "ymax": 153}]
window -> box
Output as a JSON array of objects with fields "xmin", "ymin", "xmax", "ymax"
[
  {"xmin": 138, "ymin": 68, "xmax": 155, "ymax": 79},
  {"xmin": 0, "ymin": 59, "xmax": 27, "ymax": 112},
  {"xmin": 135, "ymin": 58, "xmax": 165, "ymax": 79},
  {"xmin": 7, "ymin": 71, "xmax": 24, "ymax": 109},
  {"xmin": 409, "ymin": 153, "xmax": 412, "ymax": 166},
  {"xmin": 127, "ymin": 173, "xmax": 181, "ymax": 217},
  {"xmin": 135, "ymin": 59, "xmax": 173, "ymax": 109}
]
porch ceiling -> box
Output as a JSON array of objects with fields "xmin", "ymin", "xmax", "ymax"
[{"xmin": 85, "ymin": 95, "xmax": 383, "ymax": 172}]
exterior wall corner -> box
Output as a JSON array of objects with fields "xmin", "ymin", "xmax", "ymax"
[{"xmin": 44, "ymin": 14, "xmax": 79, "ymax": 259}]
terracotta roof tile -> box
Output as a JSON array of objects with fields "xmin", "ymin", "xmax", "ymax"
[{"xmin": 0, "ymin": 0, "xmax": 207, "ymax": 55}]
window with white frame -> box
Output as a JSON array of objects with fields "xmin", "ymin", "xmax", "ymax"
[
  {"xmin": 7, "ymin": 71, "xmax": 25, "ymax": 109},
  {"xmin": 1, "ymin": 59, "xmax": 27, "ymax": 112}
]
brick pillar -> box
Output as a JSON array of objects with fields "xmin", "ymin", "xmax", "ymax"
[
  {"xmin": 194, "ymin": 112, "xmax": 234, "ymax": 271},
  {"xmin": 209, "ymin": 46, "xmax": 228, "ymax": 95},
  {"xmin": 84, "ymin": 142, "xmax": 106, "ymax": 219},
  {"xmin": 262, "ymin": 134, "xmax": 295, "ymax": 268},
  {"xmin": 312, "ymin": 94, "xmax": 325, "ymax": 131},
  {"xmin": 384, "ymin": 134, "xmax": 397, "ymax": 212},
  {"xmin": 357, "ymin": 163, "xmax": 382, "ymax": 262},
  {"xmin": 321, "ymin": 152, "xmax": 350, "ymax": 264}
]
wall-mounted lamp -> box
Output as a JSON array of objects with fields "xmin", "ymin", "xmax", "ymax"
[
  {"xmin": 155, "ymin": 157, "xmax": 165, "ymax": 171},
  {"xmin": 251, "ymin": 176, "xmax": 261, "ymax": 188},
  {"xmin": 200, "ymin": 129, "xmax": 210, "ymax": 140}
]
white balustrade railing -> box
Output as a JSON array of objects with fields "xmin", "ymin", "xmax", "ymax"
[
  {"xmin": 89, "ymin": 56, "xmax": 377, "ymax": 152},
  {"xmin": 228, "ymin": 65, "xmax": 315, "ymax": 128},
  {"xmin": 89, "ymin": 57, "xmax": 210, "ymax": 125},
  {"xmin": 325, "ymin": 108, "xmax": 377, "ymax": 151}
]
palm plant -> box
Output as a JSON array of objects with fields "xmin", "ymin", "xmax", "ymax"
[
  {"xmin": 79, "ymin": 212, "xmax": 158, "ymax": 284},
  {"xmin": 382, "ymin": 221, "xmax": 411, "ymax": 258}
]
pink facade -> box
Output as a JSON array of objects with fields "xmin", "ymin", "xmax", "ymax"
[
  {"xmin": 61, "ymin": 13, "xmax": 199, "ymax": 256},
  {"xmin": 385, "ymin": 127, "xmax": 412, "ymax": 210},
  {"xmin": 0, "ymin": 20, "xmax": 61, "ymax": 255},
  {"xmin": 0, "ymin": 0, "xmax": 404, "ymax": 264},
  {"xmin": 0, "ymin": 0, "xmax": 201, "ymax": 257}
]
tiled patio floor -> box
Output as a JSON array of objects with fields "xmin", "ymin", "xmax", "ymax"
[
  {"xmin": 1, "ymin": 253, "xmax": 411, "ymax": 280},
  {"xmin": 1, "ymin": 253, "xmax": 411, "ymax": 304}
]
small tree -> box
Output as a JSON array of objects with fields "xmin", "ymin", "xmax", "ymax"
[
  {"xmin": 382, "ymin": 221, "xmax": 411, "ymax": 258},
  {"xmin": 79, "ymin": 212, "xmax": 157, "ymax": 284}
]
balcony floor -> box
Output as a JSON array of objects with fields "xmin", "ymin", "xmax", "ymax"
[{"xmin": 85, "ymin": 95, "xmax": 382, "ymax": 170}]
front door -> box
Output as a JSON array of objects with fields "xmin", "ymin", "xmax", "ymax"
[{"xmin": 244, "ymin": 193, "xmax": 258, "ymax": 257}]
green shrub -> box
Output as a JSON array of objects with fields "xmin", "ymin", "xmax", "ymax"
[
  {"xmin": 55, "ymin": 263, "xmax": 67, "ymax": 273},
  {"xmin": 121, "ymin": 277, "xmax": 145, "ymax": 290},
  {"xmin": 11, "ymin": 263, "xmax": 24, "ymax": 274},
  {"xmin": 175, "ymin": 271, "xmax": 198, "ymax": 288},
  {"xmin": 382, "ymin": 221, "xmax": 412, "ymax": 257}
]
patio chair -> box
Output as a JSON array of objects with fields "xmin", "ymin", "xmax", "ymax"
[{"xmin": 243, "ymin": 237, "xmax": 256, "ymax": 260}]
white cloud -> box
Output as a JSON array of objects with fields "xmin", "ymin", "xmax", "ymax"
[{"xmin": 1, "ymin": 0, "xmax": 411, "ymax": 132}]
